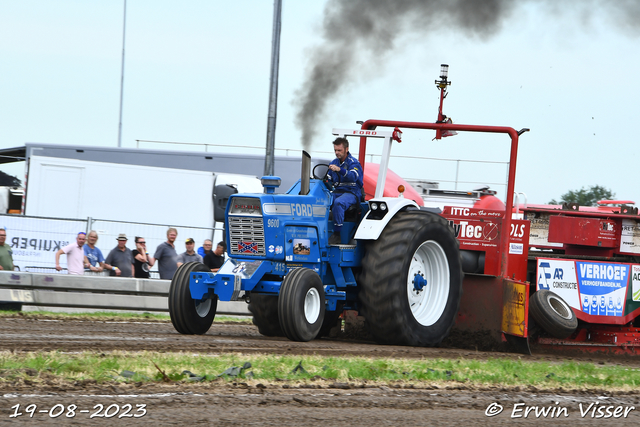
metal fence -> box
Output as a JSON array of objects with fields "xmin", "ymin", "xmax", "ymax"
[
  {"xmin": 0, "ymin": 213, "xmax": 223, "ymax": 274},
  {"xmin": 135, "ymin": 140, "xmax": 511, "ymax": 197}
]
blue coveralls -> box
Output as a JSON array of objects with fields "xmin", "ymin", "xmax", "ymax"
[{"xmin": 327, "ymin": 152, "xmax": 363, "ymax": 233}]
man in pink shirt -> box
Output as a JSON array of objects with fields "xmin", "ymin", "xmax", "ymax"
[{"xmin": 55, "ymin": 232, "xmax": 88, "ymax": 275}]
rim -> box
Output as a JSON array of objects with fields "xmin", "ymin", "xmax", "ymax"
[
  {"xmin": 547, "ymin": 294, "xmax": 572, "ymax": 320},
  {"xmin": 304, "ymin": 287, "xmax": 321, "ymax": 324},
  {"xmin": 407, "ymin": 240, "xmax": 450, "ymax": 326},
  {"xmin": 194, "ymin": 298, "xmax": 212, "ymax": 318}
]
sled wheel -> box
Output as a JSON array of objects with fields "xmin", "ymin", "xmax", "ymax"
[
  {"xmin": 529, "ymin": 290, "xmax": 577, "ymax": 339},
  {"xmin": 169, "ymin": 262, "xmax": 217, "ymax": 335},
  {"xmin": 278, "ymin": 268, "xmax": 325, "ymax": 342},
  {"xmin": 359, "ymin": 209, "xmax": 463, "ymax": 346},
  {"xmin": 248, "ymin": 293, "xmax": 284, "ymax": 337}
]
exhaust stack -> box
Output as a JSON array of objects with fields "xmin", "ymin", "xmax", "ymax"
[{"xmin": 300, "ymin": 151, "xmax": 311, "ymax": 195}]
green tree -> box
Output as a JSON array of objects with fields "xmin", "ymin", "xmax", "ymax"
[{"xmin": 549, "ymin": 185, "xmax": 615, "ymax": 207}]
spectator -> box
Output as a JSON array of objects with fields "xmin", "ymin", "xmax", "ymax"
[
  {"xmin": 83, "ymin": 230, "xmax": 105, "ymax": 273},
  {"xmin": 197, "ymin": 239, "xmax": 213, "ymax": 258},
  {"xmin": 0, "ymin": 228, "xmax": 14, "ymax": 271},
  {"xmin": 55, "ymin": 232, "xmax": 88, "ymax": 275},
  {"xmin": 104, "ymin": 234, "xmax": 134, "ymax": 277},
  {"xmin": 177, "ymin": 238, "xmax": 203, "ymax": 267},
  {"xmin": 204, "ymin": 241, "xmax": 226, "ymax": 273},
  {"xmin": 154, "ymin": 227, "xmax": 179, "ymax": 280},
  {"xmin": 132, "ymin": 236, "xmax": 155, "ymax": 279}
]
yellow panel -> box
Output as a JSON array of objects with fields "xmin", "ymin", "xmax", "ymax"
[{"xmin": 502, "ymin": 280, "xmax": 528, "ymax": 337}]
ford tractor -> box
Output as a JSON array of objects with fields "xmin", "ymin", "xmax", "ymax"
[
  {"xmin": 168, "ymin": 64, "xmax": 532, "ymax": 350},
  {"xmin": 168, "ymin": 128, "xmax": 464, "ymax": 346}
]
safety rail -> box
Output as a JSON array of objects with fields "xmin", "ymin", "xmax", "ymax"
[
  {"xmin": 0, "ymin": 271, "xmax": 250, "ymax": 315},
  {"xmin": 135, "ymin": 139, "xmax": 508, "ymax": 194}
]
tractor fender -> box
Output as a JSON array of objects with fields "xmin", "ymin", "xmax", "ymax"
[{"xmin": 354, "ymin": 198, "xmax": 419, "ymax": 240}]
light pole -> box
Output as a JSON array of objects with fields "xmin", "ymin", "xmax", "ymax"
[
  {"xmin": 117, "ymin": 0, "xmax": 127, "ymax": 148},
  {"xmin": 264, "ymin": 0, "xmax": 282, "ymax": 176}
]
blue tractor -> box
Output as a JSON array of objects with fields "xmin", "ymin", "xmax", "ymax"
[{"xmin": 168, "ymin": 128, "xmax": 464, "ymax": 346}]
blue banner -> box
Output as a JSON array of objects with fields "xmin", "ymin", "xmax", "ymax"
[{"xmin": 577, "ymin": 261, "xmax": 628, "ymax": 317}]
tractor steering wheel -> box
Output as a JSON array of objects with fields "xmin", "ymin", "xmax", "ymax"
[
  {"xmin": 312, "ymin": 164, "xmax": 333, "ymax": 190},
  {"xmin": 312, "ymin": 163, "xmax": 330, "ymax": 180}
]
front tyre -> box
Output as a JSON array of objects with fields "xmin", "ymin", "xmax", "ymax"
[
  {"xmin": 169, "ymin": 262, "xmax": 217, "ymax": 335},
  {"xmin": 278, "ymin": 268, "xmax": 325, "ymax": 342},
  {"xmin": 248, "ymin": 293, "xmax": 284, "ymax": 337},
  {"xmin": 359, "ymin": 210, "xmax": 463, "ymax": 346}
]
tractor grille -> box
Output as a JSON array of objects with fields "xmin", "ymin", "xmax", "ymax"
[{"xmin": 229, "ymin": 216, "xmax": 266, "ymax": 256}]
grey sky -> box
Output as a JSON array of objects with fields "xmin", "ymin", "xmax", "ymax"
[{"xmin": 1, "ymin": 1, "xmax": 639, "ymax": 205}]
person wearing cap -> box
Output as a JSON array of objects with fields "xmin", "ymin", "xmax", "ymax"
[
  {"xmin": 154, "ymin": 227, "xmax": 179, "ymax": 280},
  {"xmin": 177, "ymin": 238, "xmax": 203, "ymax": 267},
  {"xmin": 55, "ymin": 232, "xmax": 89, "ymax": 275},
  {"xmin": 104, "ymin": 234, "xmax": 134, "ymax": 277}
]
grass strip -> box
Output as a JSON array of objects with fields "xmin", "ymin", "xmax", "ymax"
[{"xmin": 1, "ymin": 351, "xmax": 639, "ymax": 390}]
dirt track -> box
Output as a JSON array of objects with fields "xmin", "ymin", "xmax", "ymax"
[{"xmin": 1, "ymin": 316, "xmax": 640, "ymax": 426}]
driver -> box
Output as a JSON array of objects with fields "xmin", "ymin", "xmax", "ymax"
[{"xmin": 327, "ymin": 137, "xmax": 363, "ymax": 245}]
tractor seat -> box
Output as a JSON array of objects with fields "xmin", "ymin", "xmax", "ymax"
[
  {"xmin": 344, "ymin": 204, "xmax": 362, "ymax": 222},
  {"xmin": 328, "ymin": 203, "xmax": 361, "ymax": 222}
]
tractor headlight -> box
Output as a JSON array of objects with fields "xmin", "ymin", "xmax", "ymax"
[{"xmin": 367, "ymin": 201, "xmax": 388, "ymax": 220}]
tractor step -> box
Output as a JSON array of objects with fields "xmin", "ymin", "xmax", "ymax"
[{"xmin": 329, "ymin": 243, "xmax": 357, "ymax": 248}]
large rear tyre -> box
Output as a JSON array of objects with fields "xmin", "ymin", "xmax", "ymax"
[
  {"xmin": 248, "ymin": 293, "xmax": 284, "ymax": 337},
  {"xmin": 169, "ymin": 262, "xmax": 217, "ymax": 335},
  {"xmin": 359, "ymin": 210, "xmax": 463, "ymax": 346},
  {"xmin": 317, "ymin": 303, "xmax": 344, "ymax": 339},
  {"xmin": 278, "ymin": 268, "xmax": 325, "ymax": 342},
  {"xmin": 529, "ymin": 290, "xmax": 577, "ymax": 339}
]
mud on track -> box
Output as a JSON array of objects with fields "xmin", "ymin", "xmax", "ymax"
[
  {"xmin": 2, "ymin": 316, "xmax": 640, "ymax": 426},
  {"xmin": 0, "ymin": 315, "xmax": 518, "ymax": 359}
]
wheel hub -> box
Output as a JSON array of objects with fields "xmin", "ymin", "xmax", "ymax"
[
  {"xmin": 194, "ymin": 298, "xmax": 212, "ymax": 318},
  {"xmin": 304, "ymin": 288, "xmax": 321, "ymax": 324},
  {"xmin": 413, "ymin": 272, "xmax": 427, "ymax": 292},
  {"xmin": 407, "ymin": 240, "xmax": 450, "ymax": 327},
  {"xmin": 548, "ymin": 294, "xmax": 572, "ymax": 319}
]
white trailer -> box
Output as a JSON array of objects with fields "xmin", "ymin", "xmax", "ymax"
[
  {"xmin": 0, "ymin": 143, "xmax": 322, "ymax": 271},
  {"xmin": 24, "ymin": 155, "xmax": 264, "ymax": 229}
]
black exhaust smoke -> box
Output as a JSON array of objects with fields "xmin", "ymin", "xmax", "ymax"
[{"xmin": 294, "ymin": 0, "xmax": 640, "ymax": 152}]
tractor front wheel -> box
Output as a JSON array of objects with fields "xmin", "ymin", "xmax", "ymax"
[
  {"xmin": 359, "ymin": 209, "xmax": 463, "ymax": 346},
  {"xmin": 169, "ymin": 262, "xmax": 217, "ymax": 334},
  {"xmin": 278, "ymin": 268, "xmax": 325, "ymax": 342},
  {"xmin": 248, "ymin": 293, "xmax": 284, "ymax": 337}
]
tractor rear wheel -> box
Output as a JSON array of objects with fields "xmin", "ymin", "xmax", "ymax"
[
  {"xmin": 317, "ymin": 303, "xmax": 344, "ymax": 338},
  {"xmin": 529, "ymin": 290, "xmax": 577, "ymax": 339},
  {"xmin": 278, "ymin": 268, "xmax": 325, "ymax": 342},
  {"xmin": 169, "ymin": 262, "xmax": 217, "ymax": 335},
  {"xmin": 359, "ymin": 209, "xmax": 463, "ymax": 346},
  {"xmin": 248, "ymin": 293, "xmax": 284, "ymax": 337}
]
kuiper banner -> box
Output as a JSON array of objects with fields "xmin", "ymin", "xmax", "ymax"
[{"xmin": 0, "ymin": 215, "xmax": 86, "ymax": 271}]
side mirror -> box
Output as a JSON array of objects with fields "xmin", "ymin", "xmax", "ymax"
[{"xmin": 213, "ymin": 184, "xmax": 238, "ymax": 223}]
